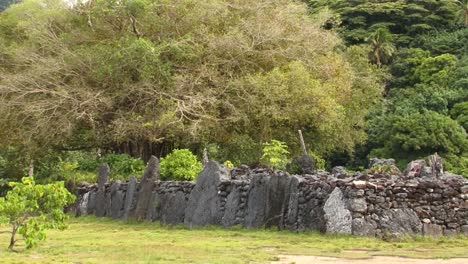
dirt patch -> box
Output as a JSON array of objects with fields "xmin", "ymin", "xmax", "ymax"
[{"xmin": 272, "ymin": 255, "xmax": 468, "ymax": 264}]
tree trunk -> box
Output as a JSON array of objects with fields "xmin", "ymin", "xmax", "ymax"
[{"xmin": 8, "ymin": 225, "xmax": 17, "ymax": 250}]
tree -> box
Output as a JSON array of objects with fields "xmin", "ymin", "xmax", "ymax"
[
  {"xmin": 368, "ymin": 28, "xmax": 395, "ymax": 67},
  {"xmin": 0, "ymin": 0, "xmax": 382, "ymax": 166},
  {"xmin": 0, "ymin": 176, "xmax": 75, "ymax": 250},
  {"xmin": 261, "ymin": 140, "xmax": 290, "ymax": 170}
]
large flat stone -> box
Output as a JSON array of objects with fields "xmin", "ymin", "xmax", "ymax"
[
  {"xmin": 323, "ymin": 187, "xmax": 352, "ymax": 235},
  {"xmin": 185, "ymin": 161, "xmax": 229, "ymax": 227}
]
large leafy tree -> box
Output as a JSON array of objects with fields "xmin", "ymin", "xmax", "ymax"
[{"xmin": 0, "ymin": 0, "xmax": 382, "ymax": 167}]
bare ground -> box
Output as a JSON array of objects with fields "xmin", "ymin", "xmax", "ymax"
[{"xmin": 272, "ymin": 255, "xmax": 468, "ymax": 264}]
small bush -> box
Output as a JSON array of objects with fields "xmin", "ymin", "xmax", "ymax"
[
  {"xmin": 261, "ymin": 140, "xmax": 290, "ymax": 170},
  {"xmin": 0, "ymin": 176, "xmax": 75, "ymax": 250},
  {"xmin": 160, "ymin": 149, "xmax": 202, "ymax": 181},
  {"xmin": 224, "ymin": 160, "xmax": 234, "ymax": 168}
]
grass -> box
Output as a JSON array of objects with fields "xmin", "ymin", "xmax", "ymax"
[{"xmin": 0, "ymin": 216, "xmax": 467, "ymax": 263}]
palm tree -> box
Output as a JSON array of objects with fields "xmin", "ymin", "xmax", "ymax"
[
  {"xmin": 454, "ymin": 0, "xmax": 468, "ymax": 27},
  {"xmin": 368, "ymin": 28, "xmax": 396, "ymax": 67}
]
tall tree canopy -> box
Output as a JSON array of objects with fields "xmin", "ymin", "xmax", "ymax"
[
  {"xmin": 0, "ymin": 0, "xmax": 382, "ymax": 166},
  {"xmin": 308, "ymin": 0, "xmax": 468, "ymax": 174}
]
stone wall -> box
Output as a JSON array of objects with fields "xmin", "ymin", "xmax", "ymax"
[{"xmin": 74, "ymin": 159, "xmax": 468, "ymax": 238}]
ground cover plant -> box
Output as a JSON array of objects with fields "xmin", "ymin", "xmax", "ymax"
[{"xmin": 0, "ymin": 216, "xmax": 467, "ymax": 263}]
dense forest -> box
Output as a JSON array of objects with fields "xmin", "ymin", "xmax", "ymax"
[{"xmin": 0, "ymin": 0, "xmax": 467, "ymax": 183}]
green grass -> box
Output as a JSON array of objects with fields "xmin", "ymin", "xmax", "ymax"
[{"xmin": 0, "ymin": 216, "xmax": 467, "ymax": 263}]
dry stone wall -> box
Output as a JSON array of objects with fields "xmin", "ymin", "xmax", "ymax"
[{"xmin": 74, "ymin": 158, "xmax": 468, "ymax": 238}]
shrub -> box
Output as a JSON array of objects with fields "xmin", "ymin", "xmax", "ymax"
[
  {"xmin": 224, "ymin": 160, "xmax": 234, "ymax": 168},
  {"xmin": 100, "ymin": 153, "xmax": 145, "ymax": 179},
  {"xmin": 0, "ymin": 176, "xmax": 75, "ymax": 250},
  {"xmin": 261, "ymin": 140, "xmax": 290, "ymax": 170},
  {"xmin": 160, "ymin": 149, "xmax": 202, "ymax": 181}
]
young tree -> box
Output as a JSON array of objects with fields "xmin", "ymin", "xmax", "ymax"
[{"xmin": 0, "ymin": 177, "xmax": 75, "ymax": 250}]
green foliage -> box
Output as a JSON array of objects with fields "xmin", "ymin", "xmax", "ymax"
[
  {"xmin": 0, "ymin": 0, "xmax": 381, "ymax": 168},
  {"xmin": 368, "ymin": 28, "xmax": 395, "ymax": 67},
  {"xmin": 261, "ymin": 140, "xmax": 290, "ymax": 170},
  {"xmin": 160, "ymin": 149, "xmax": 202, "ymax": 181},
  {"xmin": 309, "ymin": 151, "xmax": 326, "ymax": 170},
  {"xmin": 54, "ymin": 152, "xmax": 145, "ymax": 183},
  {"xmin": 0, "ymin": 176, "xmax": 75, "ymax": 250},
  {"xmin": 444, "ymin": 154, "xmax": 468, "ymax": 177},
  {"xmin": 451, "ymin": 101, "xmax": 468, "ymax": 130},
  {"xmin": 100, "ymin": 154, "xmax": 145, "ymax": 179},
  {"xmin": 368, "ymin": 111, "xmax": 468, "ymax": 163},
  {"xmin": 223, "ymin": 160, "xmax": 234, "ymax": 169}
]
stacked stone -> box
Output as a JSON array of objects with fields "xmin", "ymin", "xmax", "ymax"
[
  {"xmin": 295, "ymin": 175, "xmax": 334, "ymax": 231},
  {"xmin": 73, "ymin": 158, "xmax": 468, "ymax": 238}
]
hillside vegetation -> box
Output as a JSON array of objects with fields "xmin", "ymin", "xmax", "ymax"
[{"xmin": 0, "ymin": 0, "xmax": 467, "ymax": 182}]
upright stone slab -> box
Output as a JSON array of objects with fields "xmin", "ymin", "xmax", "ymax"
[
  {"xmin": 122, "ymin": 176, "xmax": 137, "ymax": 220},
  {"xmin": 87, "ymin": 191, "xmax": 97, "ymax": 214},
  {"xmin": 135, "ymin": 156, "xmax": 159, "ymax": 220},
  {"xmin": 161, "ymin": 191, "xmax": 188, "ymax": 225},
  {"xmin": 280, "ymin": 176, "xmax": 301, "ymax": 230},
  {"xmin": 110, "ymin": 180, "xmax": 124, "ymax": 219},
  {"xmin": 95, "ymin": 164, "xmax": 110, "ymax": 217},
  {"xmin": 222, "ymin": 184, "xmax": 242, "ymax": 227},
  {"xmin": 146, "ymin": 191, "xmax": 160, "ymax": 221},
  {"xmin": 184, "ymin": 161, "xmax": 229, "ymax": 227},
  {"xmin": 265, "ymin": 172, "xmax": 290, "ymax": 227},
  {"xmin": 244, "ymin": 174, "xmax": 270, "ymax": 229},
  {"xmin": 77, "ymin": 192, "xmax": 90, "ymax": 216},
  {"xmin": 323, "ymin": 187, "xmax": 352, "ymax": 234}
]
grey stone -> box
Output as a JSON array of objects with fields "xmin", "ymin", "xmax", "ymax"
[
  {"xmin": 352, "ymin": 218, "xmax": 377, "ymax": 236},
  {"xmin": 77, "ymin": 192, "xmax": 90, "ymax": 216},
  {"xmin": 265, "ymin": 172, "xmax": 290, "ymax": 228},
  {"xmin": 302, "ymin": 198, "xmax": 326, "ymax": 232},
  {"xmin": 222, "ymin": 185, "xmax": 242, "ymax": 227},
  {"xmin": 244, "ymin": 174, "xmax": 270, "ymax": 228},
  {"xmin": 110, "ymin": 180, "xmax": 123, "ymax": 219},
  {"xmin": 97, "ymin": 163, "xmax": 110, "ymax": 188},
  {"xmin": 95, "ymin": 164, "xmax": 110, "ymax": 217},
  {"xmin": 461, "ymin": 225, "xmax": 468, "ymax": 235},
  {"xmin": 422, "ymin": 223, "xmax": 443, "ymax": 237},
  {"xmin": 332, "ymin": 166, "xmax": 348, "ymax": 178},
  {"xmin": 123, "ymin": 176, "xmax": 137, "ymax": 220},
  {"xmin": 404, "ymin": 160, "xmax": 426, "ymax": 178},
  {"xmin": 135, "ymin": 156, "xmax": 159, "ymax": 220},
  {"xmin": 87, "ymin": 191, "xmax": 96, "ymax": 214},
  {"xmin": 348, "ymin": 198, "xmax": 367, "ymax": 213},
  {"xmin": 184, "ymin": 161, "xmax": 229, "ymax": 227},
  {"xmin": 380, "ymin": 208, "xmax": 422, "ymax": 236},
  {"xmin": 443, "ymin": 228, "xmax": 459, "ymax": 236},
  {"xmin": 323, "ymin": 187, "xmax": 352, "ymax": 235},
  {"xmin": 160, "ymin": 191, "xmax": 188, "ymax": 225},
  {"xmin": 280, "ymin": 176, "xmax": 301, "ymax": 230},
  {"xmin": 146, "ymin": 191, "xmax": 161, "ymax": 221}
]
